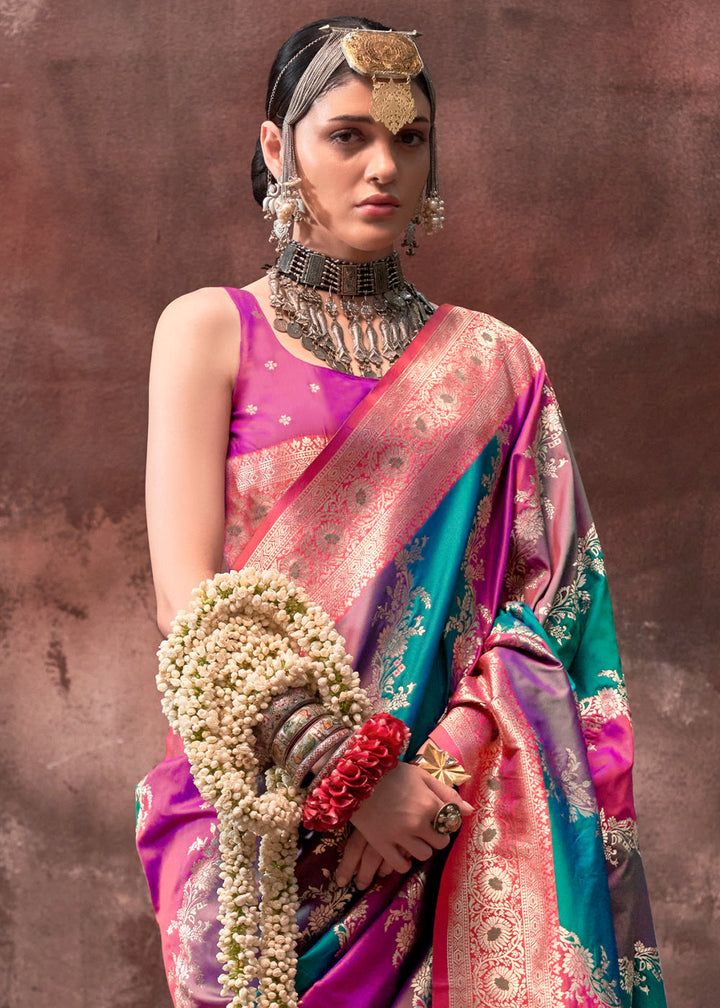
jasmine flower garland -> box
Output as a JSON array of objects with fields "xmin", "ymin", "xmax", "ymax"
[{"xmin": 156, "ymin": 567, "xmax": 372, "ymax": 1008}]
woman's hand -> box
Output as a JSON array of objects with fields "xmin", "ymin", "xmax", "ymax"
[{"xmin": 334, "ymin": 762, "xmax": 473, "ymax": 887}]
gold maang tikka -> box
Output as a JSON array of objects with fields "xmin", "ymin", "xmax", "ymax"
[{"xmin": 340, "ymin": 29, "xmax": 424, "ymax": 134}]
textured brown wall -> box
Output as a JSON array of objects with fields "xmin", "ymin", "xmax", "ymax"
[{"xmin": 1, "ymin": 1, "xmax": 717, "ymax": 1005}]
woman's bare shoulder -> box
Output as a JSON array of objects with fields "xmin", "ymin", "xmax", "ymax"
[
  {"xmin": 151, "ymin": 286, "xmax": 252, "ymax": 379},
  {"xmin": 146, "ymin": 288, "xmax": 243, "ymax": 395},
  {"xmin": 155, "ymin": 286, "xmax": 239, "ymax": 338}
]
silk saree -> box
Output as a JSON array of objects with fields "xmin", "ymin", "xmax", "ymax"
[{"xmin": 137, "ymin": 302, "xmax": 666, "ymax": 1008}]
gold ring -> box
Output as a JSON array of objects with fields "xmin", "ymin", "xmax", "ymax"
[{"xmin": 432, "ymin": 801, "xmax": 462, "ymax": 835}]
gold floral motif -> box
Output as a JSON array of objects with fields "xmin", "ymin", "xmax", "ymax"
[
  {"xmin": 476, "ymin": 910, "xmax": 515, "ymax": 953},
  {"xmin": 479, "ymin": 962, "xmax": 522, "ymax": 1003},
  {"xmin": 332, "ymin": 893, "xmax": 372, "ymax": 951},
  {"xmin": 440, "ymin": 651, "xmax": 566, "ymax": 1007},
  {"xmin": 369, "ymin": 537, "xmax": 430, "ymax": 710},
  {"xmin": 543, "ymin": 524, "xmax": 604, "ymax": 644},
  {"xmin": 558, "ymin": 927, "xmax": 621, "ymax": 1007},
  {"xmin": 383, "ymin": 869, "xmax": 427, "ymax": 968},
  {"xmin": 303, "ymin": 868, "xmax": 357, "ymax": 941},
  {"xmin": 310, "ymin": 827, "xmax": 348, "ymax": 858},
  {"xmin": 409, "ymin": 948, "xmax": 433, "ymax": 1007},
  {"xmin": 619, "ymin": 942, "xmax": 663, "ymax": 995}
]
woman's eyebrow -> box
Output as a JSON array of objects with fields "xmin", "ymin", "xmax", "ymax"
[{"xmin": 327, "ymin": 114, "xmax": 431, "ymax": 124}]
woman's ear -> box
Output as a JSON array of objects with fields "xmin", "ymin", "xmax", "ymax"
[{"xmin": 260, "ymin": 121, "xmax": 283, "ymax": 182}]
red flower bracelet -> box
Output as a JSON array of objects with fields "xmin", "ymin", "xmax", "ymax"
[{"xmin": 302, "ymin": 712, "xmax": 411, "ymax": 832}]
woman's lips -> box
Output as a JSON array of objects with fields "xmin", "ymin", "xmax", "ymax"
[{"xmin": 356, "ymin": 195, "xmax": 401, "ymax": 219}]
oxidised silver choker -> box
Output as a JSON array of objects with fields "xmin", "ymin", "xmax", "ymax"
[
  {"xmin": 267, "ymin": 241, "xmax": 434, "ymax": 378},
  {"xmin": 275, "ymin": 241, "xmax": 405, "ymax": 296}
]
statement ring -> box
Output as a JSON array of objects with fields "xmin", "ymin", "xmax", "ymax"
[{"xmin": 432, "ymin": 801, "xmax": 462, "ymax": 835}]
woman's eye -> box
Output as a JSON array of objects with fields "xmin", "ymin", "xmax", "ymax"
[
  {"xmin": 331, "ymin": 129, "xmax": 362, "ymax": 144},
  {"xmin": 397, "ymin": 131, "xmax": 427, "ymax": 147}
]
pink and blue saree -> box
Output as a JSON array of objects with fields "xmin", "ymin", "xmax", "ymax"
[{"xmin": 137, "ymin": 294, "xmax": 666, "ymax": 1007}]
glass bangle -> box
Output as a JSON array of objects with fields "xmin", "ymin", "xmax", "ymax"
[
  {"xmin": 271, "ymin": 703, "xmax": 326, "ymax": 766},
  {"xmin": 291, "ymin": 726, "xmax": 351, "ymax": 789}
]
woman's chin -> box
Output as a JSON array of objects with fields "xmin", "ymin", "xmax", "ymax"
[{"xmin": 295, "ymin": 224, "xmax": 404, "ymax": 261}]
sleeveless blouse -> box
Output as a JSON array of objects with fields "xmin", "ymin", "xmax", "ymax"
[{"xmin": 222, "ymin": 288, "xmax": 376, "ymax": 563}]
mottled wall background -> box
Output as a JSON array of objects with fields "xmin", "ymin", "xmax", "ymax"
[{"xmin": 1, "ymin": 0, "xmax": 717, "ymax": 1005}]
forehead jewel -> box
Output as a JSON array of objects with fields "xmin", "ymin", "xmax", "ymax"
[{"xmin": 339, "ymin": 28, "xmax": 424, "ymax": 134}]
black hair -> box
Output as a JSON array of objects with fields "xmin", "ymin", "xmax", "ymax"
[{"xmin": 250, "ymin": 16, "xmax": 433, "ymax": 206}]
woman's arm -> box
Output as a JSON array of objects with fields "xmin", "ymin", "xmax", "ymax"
[{"xmin": 146, "ymin": 287, "xmax": 240, "ymax": 636}]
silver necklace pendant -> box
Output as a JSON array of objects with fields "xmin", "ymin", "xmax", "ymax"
[
  {"xmin": 266, "ymin": 256, "xmax": 434, "ymax": 377},
  {"xmin": 324, "ymin": 296, "xmax": 352, "ymax": 371}
]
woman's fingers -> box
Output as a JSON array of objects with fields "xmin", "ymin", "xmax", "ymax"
[
  {"xmin": 353, "ymin": 844, "xmax": 384, "ymax": 890},
  {"xmin": 398, "ymin": 835, "xmax": 439, "ymax": 861},
  {"xmin": 336, "ymin": 829, "xmax": 411, "ymax": 888},
  {"xmin": 335, "ymin": 827, "xmax": 369, "ymax": 887},
  {"xmin": 372, "ymin": 842, "xmax": 413, "ymax": 875}
]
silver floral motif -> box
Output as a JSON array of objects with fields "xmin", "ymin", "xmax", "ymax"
[
  {"xmin": 600, "ymin": 809, "xmax": 640, "ymax": 867},
  {"xmin": 166, "ymin": 830, "xmax": 221, "ymax": 1008},
  {"xmin": 134, "ymin": 777, "xmax": 153, "ymax": 835},
  {"xmin": 447, "ymin": 431, "xmax": 510, "ymax": 673},
  {"xmin": 558, "ymin": 747, "xmax": 598, "ymax": 822},
  {"xmin": 524, "ymin": 396, "xmax": 568, "ymax": 490},
  {"xmin": 577, "ymin": 667, "xmax": 631, "ymax": 749}
]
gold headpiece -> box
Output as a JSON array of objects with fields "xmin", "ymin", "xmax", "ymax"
[{"xmin": 340, "ymin": 29, "xmax": 424, "ymax": 133}]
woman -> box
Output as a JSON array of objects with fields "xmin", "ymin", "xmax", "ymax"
[{"xmin": 138, "ymin": 16, "xmax": 666, "ymax": 1008}]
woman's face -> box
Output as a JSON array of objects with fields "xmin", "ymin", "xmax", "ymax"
[{"xmin": 288, "ymin": 75, "xmax": 432, "ymax": 261}]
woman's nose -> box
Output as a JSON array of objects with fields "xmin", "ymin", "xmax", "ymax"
[{"xmin": 365, "ymin": 140, "xmax": 399, "ymax": 183}]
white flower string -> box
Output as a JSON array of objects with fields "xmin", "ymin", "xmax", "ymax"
[{"xmin": 157, "ymin": 567, "xmax": 372, "ymax": 1008}]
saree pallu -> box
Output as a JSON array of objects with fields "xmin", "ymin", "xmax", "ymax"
[{"xmin": 137, "ymin": 304, "xmax": 666, "ymax": 1008}]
